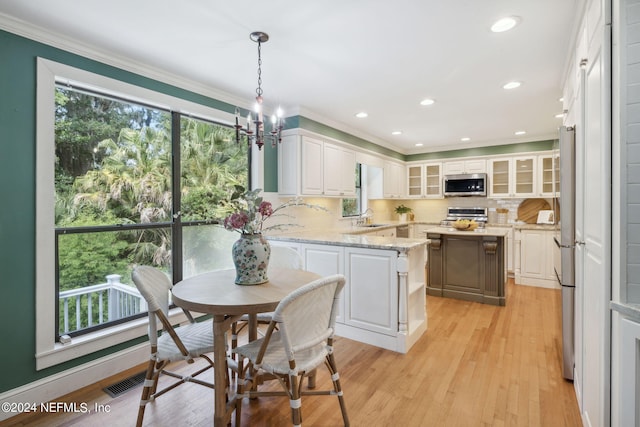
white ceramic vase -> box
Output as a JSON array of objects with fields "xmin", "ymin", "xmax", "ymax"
[{"xmin": 231, "ymin": 234, "xmax": 271, "ymax": 285}]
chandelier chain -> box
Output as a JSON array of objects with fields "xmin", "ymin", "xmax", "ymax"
[{"xmin": 256, "ymin": 41, "xmax": 263, "ymax": 98}]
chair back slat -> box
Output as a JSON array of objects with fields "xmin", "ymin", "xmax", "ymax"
[{"xmin": 272, "ymin": 274, "xmax": 345, "ymax": 358}]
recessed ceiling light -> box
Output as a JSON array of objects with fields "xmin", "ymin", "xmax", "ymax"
[
  {"xmin": 392, "ymin": 131, "xmax": 402, "ymax": 135},
  {"xmin": 415, "ymin": 143, "xmax": 423, "ymax": 147},
  {"xmin": 515, "ymin": 130, "xmax": 526, "ymax": 135},
  {"xmin": 555, "ymin": 113, "xmax": 564, "ymax": 118},
  {"xmin": 503, "ymin": 81, "xmax": 522, "ymax": 90},
  {"xmin": 355, "ymin": 112, "xmax": 368, "ymax": 118},
  {"xmin": 420, "ymin": 98, "xmax": 435, "ymax": 106},
  {"xmin": 461, "ymin": 137, "xmax": 471, "ymax": 142},
  {"xmin": 491, "ymin": 16, "xmax": 520, "ymax": 33}
]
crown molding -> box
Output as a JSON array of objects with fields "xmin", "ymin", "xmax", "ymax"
[
  {"xmin": 295, "ymin": 106, "xmax": 407, "ymax": 155},
  {"xmin": 0, "ymin": 12, "xmax": 251, "ymax": 110}
]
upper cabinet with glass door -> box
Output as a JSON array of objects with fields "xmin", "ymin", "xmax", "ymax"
[
  {"xmin": 513, "ymin": 156, "xmax": 536, "ymax": 196},
  {"xmin": 406, "ymin": 164, "xmax": 423, "ymax": 197},
  {"xmin": 537, "ymin": 152, "xmax": 559, "ymax": 198},
  {"xmin": 488, "ymin": 155, "xmax": 537, "ymax": 198},
  {"xmin": 406, "ymin": 163, "xmax": 442, "ymax": 198}
]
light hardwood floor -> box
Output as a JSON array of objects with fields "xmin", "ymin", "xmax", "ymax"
[{"xmin": 5, "ymin": 280, "xmax": 581, "ymax": 427}]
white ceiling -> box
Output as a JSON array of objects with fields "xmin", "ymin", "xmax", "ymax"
[{"xmin": 0, "ymin": 0, "xmax": 582, "ymax": 154}]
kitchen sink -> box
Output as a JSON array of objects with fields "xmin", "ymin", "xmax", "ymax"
[{"xmin": 361, "ymin": 223, "xmax": 388, "ymax": 228}]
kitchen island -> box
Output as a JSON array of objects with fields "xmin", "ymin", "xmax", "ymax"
[
  {"xmin": 426, "ymin": 226, "xmax": 509, "ymax": 306},
  {"xmin": 267, "ymin": 231, "xmax": 428, "ymax": 353}
]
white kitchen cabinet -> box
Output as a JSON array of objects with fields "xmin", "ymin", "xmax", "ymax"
[
  {"xmin": 443, "ymin": 158, "xmax": 486, "ymax": 175},
  {"xmin": 406, "ymin": 164, "xmax": 423, "ymax": 197},
  {"xmin": 301, "ymin": 136, "xmax": 324, "ymax": 195},
  {"xmin": 488, "ymin": 155, "xmax": 537, "ymax": 198},
  {"xmin": 270, "ymin": 238, "xmax": 427, "ymax": 353},
  {"xmin": 424, "ymin": 163, "xmax": 443, "ymax": 197},
  {"xmin": 515, "ymin": 228, "xmax": 557, "ymax": 288},
  {"xmin": 406, "ymin": 162, "xmax": 442, "ymax": 198},
  {"xmin": 512, "ymin": 156, "xmax": 536, "ymax": 197},
  {"xmin": 488, "ymin": 158, "xmax": 511, "ymax": 197},
  {"xmin": 277, "ymin": 134, "xmax": 301, "ymax": 196},
  {"xmin": 383, "ymin": 160, "xmax": 405, "ymax": 198},
  {"xmin": 537, "ymin": 153, "xmax": 559, "ymax": 198},
  {"xmin": 301, "ymin": 243, "xmax": 345, "ymax": 323},
  {"xmin": 323, "ymin": 142, "xmax": 356, "ymax": 197},
  {"xmin": 278, "ymin": 133, "xmax": 356, "ymax": 197},
  {"xmin": 344, "ymin": 247, "xmax": 398, "ymax": 336}
]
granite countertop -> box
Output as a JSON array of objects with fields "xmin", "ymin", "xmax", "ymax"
[
  {"xmin": 267, "ymin": 230, "xmax": 428, "ymax": 252},
  {"xmin": 267, "ymin": 219, "xmax": 548, "ymax": 251},
  {"xmin": 424, "ymin": 226, "xmax": 511, "ymax": 237},
  {"xmin": 348, "ymin": 220, "xmax": 557, "ymax": 233}
]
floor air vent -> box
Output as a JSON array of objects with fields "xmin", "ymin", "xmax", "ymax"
[{"xmin": 103, "ymin": 371, "xmax": 146, "ymax": 397}]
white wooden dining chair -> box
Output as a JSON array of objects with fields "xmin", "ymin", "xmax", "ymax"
[
  {"xmin": 131, "ymin": 266, "xmax": 220, "ymax": 427},
  {"xmin": 233, "ymin": 274, "xmax": 349, "ymax": 427}
]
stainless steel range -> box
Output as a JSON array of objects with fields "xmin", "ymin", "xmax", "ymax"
[{"xmin": 440, "ymin": 207, "xmax": 488, "ymax": 227}]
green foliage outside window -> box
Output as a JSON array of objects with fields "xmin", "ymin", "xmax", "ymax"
[{"xmin": 54, "ymin": 86, "xmax": 248, "ymax": 335}]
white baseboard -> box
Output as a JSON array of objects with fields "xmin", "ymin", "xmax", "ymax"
[
  {"xmin": 0, "ymin": 343, "xmax": 148, "ymax": 422},
  {"xmin": 514, "ymin": 276, "xmax": 560, "ymax": 289}
]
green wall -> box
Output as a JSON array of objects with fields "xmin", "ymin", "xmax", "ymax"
[
  {"xmin": 0, "ymin": 29, "xmax": 248, "ymax": 393},
  {"xmin": 405, "ymin": 139, "xmax": 555, "ymax": 161}
]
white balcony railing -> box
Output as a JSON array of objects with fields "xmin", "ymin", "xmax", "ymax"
[{"xmin": 59, "ymin": 274, "xmax": 147, "ymax": 334}]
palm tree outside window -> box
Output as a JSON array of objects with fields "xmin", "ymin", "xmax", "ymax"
[{"xmin": 54, "ymin": 86, "xmax": 248, "ymax": 339}]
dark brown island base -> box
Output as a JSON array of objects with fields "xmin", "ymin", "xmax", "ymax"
[{"xmin": 426, "ymin": 226, "xmax": 510, "ymax": 306}]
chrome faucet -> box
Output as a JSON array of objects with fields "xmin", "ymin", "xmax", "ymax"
[{"xmin": 356, "ymin": 208, "xmax": 374, "ymax": 226}]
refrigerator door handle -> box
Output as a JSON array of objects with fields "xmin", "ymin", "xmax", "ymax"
[{"xmin": 554, "ymin": 237, "xmax": 574, "ymax": 249}]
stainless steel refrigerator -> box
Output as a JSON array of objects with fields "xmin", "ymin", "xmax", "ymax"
[{"xmin": 553, "ymin": 125, "xmax": 575, "ymax": 381}]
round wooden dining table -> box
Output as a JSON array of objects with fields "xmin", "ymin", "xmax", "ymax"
[{"xmin": 171, "ymin": 267, "xmax": 321, "ymax": 427}]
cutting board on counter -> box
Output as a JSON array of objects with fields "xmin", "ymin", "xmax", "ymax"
[{"xmin": 517, "ymin": 198, "xmax": 551, "ymax": 224}]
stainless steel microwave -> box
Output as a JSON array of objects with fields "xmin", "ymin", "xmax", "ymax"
[{"xmin": 443, "ymin": 173, "xmax": 487, "ymax": 197}]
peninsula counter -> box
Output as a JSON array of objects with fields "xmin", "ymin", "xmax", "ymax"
[{"xmin": 267, "ymin": 231, "xmax": 428, "ymax": 353}]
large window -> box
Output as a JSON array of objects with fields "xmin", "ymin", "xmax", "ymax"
[
  {"xmin": 37, "ymin": 58, "xmax": 249, "ymax": 368},
  {"xmin": 54, "ymin": 87, "xmax": 247, "ymax": 338}
]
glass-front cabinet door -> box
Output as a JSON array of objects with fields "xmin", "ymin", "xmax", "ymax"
[
  {"xmin": 489, "ymin": 158, "xmax": 511, "ymax": 197},
  {"xmin": 424, "ymin": 163, "xmax": 442, "ymax": 198},
  {"xmin": 406, "ymin": 162, "xmax": 442, "ymax": 198},
  {"xmin": 407, "ymin": 165, "xmax": 423, "ymax": 197},
  {"xmin": 513, "ymin": 156, "xmax": 536, "ymax": 197},
  {"xmin": 538, "ymin": 154, "xmax": 556, "ymax": 197}
]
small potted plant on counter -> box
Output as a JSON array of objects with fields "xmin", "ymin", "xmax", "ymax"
[{"xmin": 394, "ymin": 204, "xmax": 413, "ymax": 223}]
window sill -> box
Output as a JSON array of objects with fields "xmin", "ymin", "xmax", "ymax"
[{"xmin": 35, "ymin": 307, "xmax": 192, "ymax": 370}]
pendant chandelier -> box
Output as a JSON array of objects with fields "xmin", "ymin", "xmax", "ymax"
[{"xmin": 234, "ymin": 31, "xmax": 284, "ymax": 150}]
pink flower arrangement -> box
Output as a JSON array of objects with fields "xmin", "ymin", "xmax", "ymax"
[{"xmin": 221, "ymin": 187, "xmax": 326, "ymax": 235}]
